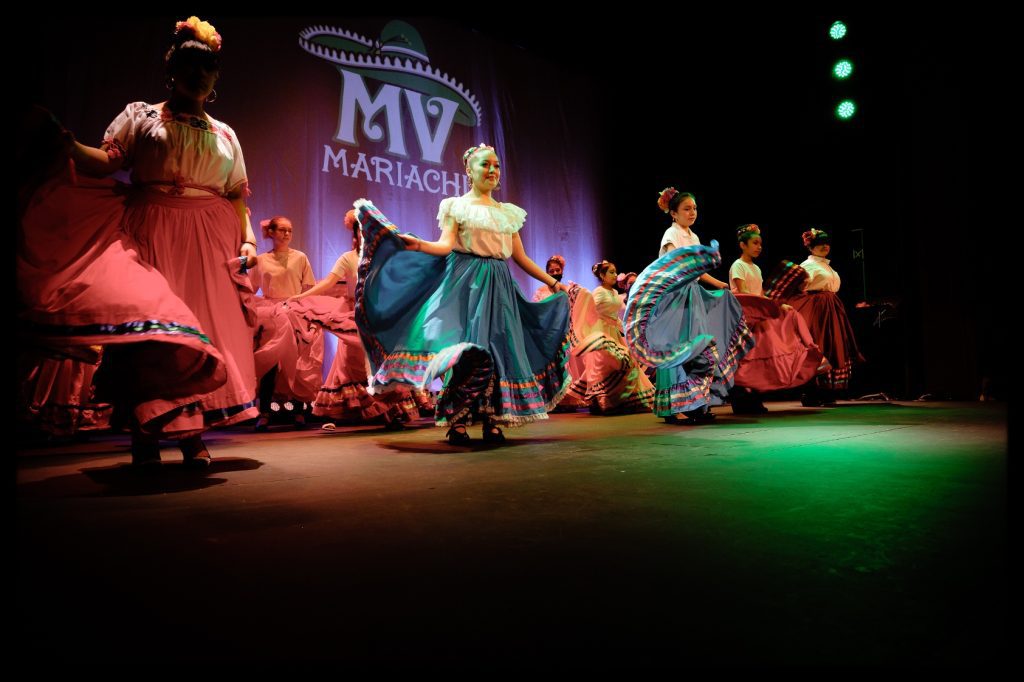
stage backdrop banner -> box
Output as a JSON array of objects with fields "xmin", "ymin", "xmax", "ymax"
[{"xmin": 37, "ymin": 16, "xmax": 606, "ymax": 374}]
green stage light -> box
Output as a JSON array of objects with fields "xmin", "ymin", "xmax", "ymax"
[
  {"xmin": 830, "ymin": 21, "xmax": 848, "ymax": 40},
  {"xmin": 833, "ymin": 59, "xmax": 854, "ymax": 79},
  {"xmin": 836, "ymin": 100, "xmax": 857, "ymax": 119}
]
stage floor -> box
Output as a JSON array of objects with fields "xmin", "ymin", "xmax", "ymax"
[{"xmin": 15, "ymin": 401, "xmax": 1008, "ymax": 666}]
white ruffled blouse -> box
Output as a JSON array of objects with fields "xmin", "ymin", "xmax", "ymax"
[{"xmin": 437, "ymin": 196, "xmax": 527, "ymax": 259}]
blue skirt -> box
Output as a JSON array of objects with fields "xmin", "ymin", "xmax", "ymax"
[
  {"xmin": 353, "ymin": 202, "xmax": 570, "ymax": 426},
  {"xmin": 625, "ymin": 241, "xmax": 754, "ymax": 416}
]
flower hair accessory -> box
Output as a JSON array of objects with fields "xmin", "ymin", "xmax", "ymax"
[
  {"xmin": 736, "ymin": 224, "xmax": 761, "ymax": 240},
  {"xmin": 801, "ymin": 227, "xmax": 830, "ymax": 248},
  {"xmin": 462, "ymin": 143, "xmax": 496, "ymax": 166},
  {"xmin": 259, "ymin": 218, "xmax": 272, "ymax": 238},
  {"xmin": 546, "ymin": 254, "xmax": 566, "ymax": 269},
  {"xmin": 657, "ymin": 187, "xmax": 679, "ymax": 213},
  {"xmin": 175, "ymin": 16, "xmax": 222, "ymax": 52}
]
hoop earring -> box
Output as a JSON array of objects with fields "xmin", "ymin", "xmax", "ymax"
[
  {"xmin": 206, "ymin": 89, "xmax": 218, "ymax": 103},
  {"xmin": 165, "ymin": 77, "xmax": 175, "ymax": 90}
]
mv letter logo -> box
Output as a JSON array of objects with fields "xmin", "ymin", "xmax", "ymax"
[{"xmin": 300, "ymin": 20, "xmax": 482, "ymax": 165}]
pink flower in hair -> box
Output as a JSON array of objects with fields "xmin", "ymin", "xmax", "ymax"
[
  {"xmin": 657, "ymin": 187, "xmax": 679, "ymax": 213},
  {"xmin": 801, "ymin": 228, "xmax": 828, "ymax": 248}
]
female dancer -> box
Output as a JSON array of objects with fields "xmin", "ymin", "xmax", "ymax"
[
  {"xmin": 289, "ymin": 210, "xmax": 424, "ymax": 429},
  {"xmin": 249, "ymin": 216, "xmax": 321, "ymax": 430},
  {"xmin": 568, "ymin": 260, "xmax": 654, "ymax": 414},
  {"xmin": 351, "ymin": 144, "xmax": 570, "ymax": 443},
  {"xmin": 624, "ymin": 188, "xmax": 754, "ymax": 424},
  {"xmin": 728, "ymin": 224, "xmax": 825, "ymax": 413},
  {"xmin": 70, "ymin": 16, "xmax": 258, "ymax": 465},
  {"xmin": 769, "ymin": 228, "xmax": 863, "ymax": 406}
]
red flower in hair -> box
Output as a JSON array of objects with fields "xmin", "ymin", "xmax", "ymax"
[
  {"xmin": 657, "ymin": 187, "xmax": 679, "ymax": 213},
  {"xmin": 801, "ymin": 228, "xmax": 828, "ymax": 248}
]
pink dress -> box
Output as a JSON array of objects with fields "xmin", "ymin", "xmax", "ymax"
[
  {"xmin": 773, "ymin": 256, "xmax": 863, "ymax": 390},
  {"xmin": 730, "ymin": 259, "xmax": 826, "ymax": 391},
  {"xmin": 19, "ymin": 356, "xmax": 112, "ymax": 437},
  {"xmin": 18, "ymin": 162, "xmax": 227, "ymax": 436},
  {"xmin": 249, "ymin": 249, "xmax": 324, "ymax": 403},
  {"xmin": 567, "ymin": 286, "xmax": 655, "ymax": 414},
  {"xmin": 732, "ymin": 295, "xmax": 827, "ymax": 391},
  {"xmin": 534, "ymin": 282, "xmax": 594, "ymax": 410},
  {"xmin": 298, "ymin": 250, "xmax": 425, "ymax": 423},
  {"xmin": 103, "ymin": 101, "xmax": 258, "ymax": 433}
]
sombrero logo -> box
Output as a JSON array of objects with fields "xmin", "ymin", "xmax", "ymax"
[{"xmin": 301, "ymin": 21, "xmax": 482, "ymax": 196}]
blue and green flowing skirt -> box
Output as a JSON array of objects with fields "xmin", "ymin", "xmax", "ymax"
[
  {"xmin": 353, "ymin": 201, "xmax": 570, "ymax": 427},
  {"xmin": 624, "ymin": 241, "xmax": 755, "ymax": 417}
]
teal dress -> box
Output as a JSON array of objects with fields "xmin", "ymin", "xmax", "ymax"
[
  {"xmin": 352, "ymin": 200, "xmax": 570, "ymax": 427},
  {"xmin": 624, "ymin": 241, "xmax": 755, "ymax": 416}
]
